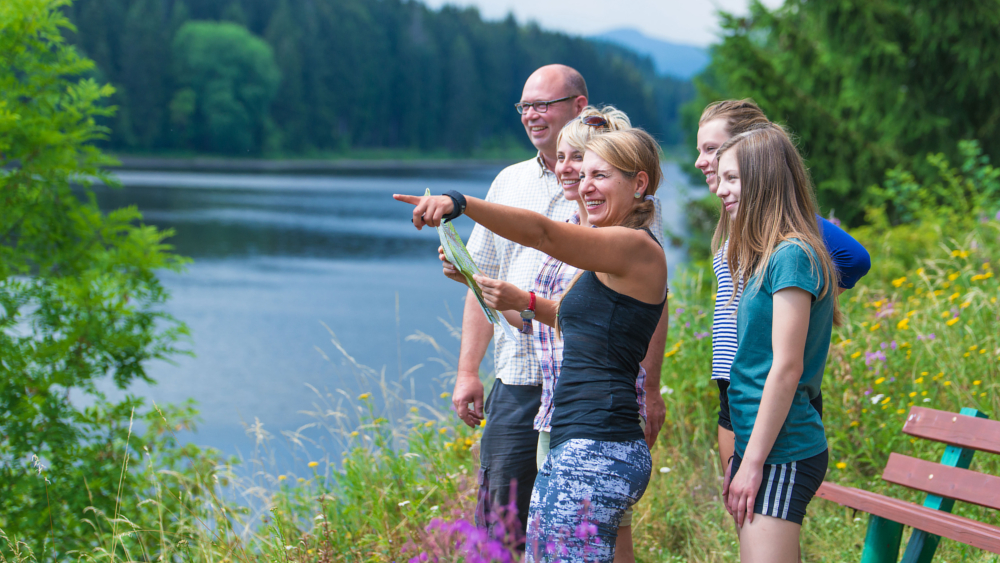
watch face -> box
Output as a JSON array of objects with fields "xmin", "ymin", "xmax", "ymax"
[{"xmin": 520, "ymin": 310, "xmax": 535, "ymax": 320}]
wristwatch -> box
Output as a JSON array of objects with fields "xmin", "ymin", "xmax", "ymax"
[{"xmin": 520, "ymin": 291, "xmax": 536, "ymax": 335}]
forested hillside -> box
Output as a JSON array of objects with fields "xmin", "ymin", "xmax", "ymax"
[{"xmin": 64, "ymin": 0, "xmax": 693, "ymax": 156}]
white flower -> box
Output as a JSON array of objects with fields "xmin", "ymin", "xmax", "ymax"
[
  {"xmin": 870, "ymin": 393, "xmax": 884, "ymax": 405},
  {"xmin": 660, "ymin": 386, "xmax": 674, "ymax": 395},
  {"xmin": 659, "ymin": 467, "xmax": 671, "ymax": 474},
  {"xmin": 314, "ymin": 514, "xmax": 325, "ymax": 520},
  {"xmin": 923, "ymin": 398, "xmax": 931, "ymax": 403},
  {"xmin": 430, "ymin": 505, "xmax": 439, "ymax": 511},
  {"xmin": 398, "ymin": 500, "xmax": 411, "ymax": 507}
]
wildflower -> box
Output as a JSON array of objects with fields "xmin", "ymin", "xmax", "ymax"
[
  {"xmin": 840, "ymin": 339, "xmax": 852, "ymax": 346},
  {"xmin": 850, "ymin": 421, "xmax": 860, "ymax": 427},
  {"xmin": 659, "ymin": 467, "xmax": 671, "ymax": 474},
  {"xmin": 870, "ymin": 393, "xmax": 885, "ymax": 404},
  {"xmin": 480, "ymin": 418, "xmax": 487, "ymax": 427},
  {"xmin": 909, "ymin": 392, "xmax": 917, "ymax": 398},
  {"xmin": 694, "ymin": 331, "xmax": 710, "ymax": 339},
  {"xmin": 439, "ymin": 428, "xmax": 448, "ymax": 434},
  {"xmin": 897, "ymin": 318, "xmax": 910, "ymax": 330},
  {"xmin": 915, "ymin": 377, "xmax": 924, "ymax": 384},
  {"xmin": 664, "ymin": 349, "xmax": 678, "ymax": 358},
  {"xmin": 676, "ymin": 308, "xmax": 685, "ymax": 315},
  {"xmin": 358, "ymin": 392, "xmax": 371, "ymax": 400},
  {"xmin": 864, "ymin": 388, "xmax": 873, "ymax": 396},
  {"xmin": 974, "ymin": 380, "xmax": 982, "ymax": 386},
  {"xmin": 944, "ymin": 381, "xmax": 952, "ymax": 386},
  {"xmin": 660, "ymin": 385, "xmax": 674, "ymax": 395},
  {"xmin": 424, "ymin": 420, "xmax": 435, "ymax": 427},
  {"xmin": 851, "ymin": 351, "xmax": 862, "ymax": 359},
  {"xmin": 870, "ymin": 323, "xmax": 881, "ymax": 331},
  {"xmin": 940, "ymin": 311, "xmax": 951, "ymax": 318},
  {"xmin": 836, "ymin": 462, "xmax": 847, "ymax": 469},
  {"xmin": 278, "ymin": 475, "xmax": 287, "ymax": 481},
  {"xmin": 430, "ymin": 505, "xmax": 439, "ymax": 511},
  {"xmin": 881, "ymin": 397, "xmax": 891, "ymax": 405},
  {"xmin": 398, "ymin": 500, "xmax": 411, "ymax": 507},
  {"xmin": 440, "ymin": 392, "xmax": 450, "ymax": 398},
  {"xmin": 921, "ymin": 391, "xmax": 927, "ymax": 396},
  {"xmin": 946, "ymin": 317, "xmax": 960, "ymax": 326},
  {"xmin": 892, "ymin": 276, "xmax": 907, "ymax": 287},
  {"xmin": 875, "ymin": 377, "xmax": 886, "ymax": 385},
  {"xmin": 308, "ymin": 461, "xmax": 319, "ymax": 468},
  {"xmin": 897, "ymin": 409, "xmax": 906, "ymax": 414},
  {"xmin": 907, "ymin": 311, "xmax": 917, "ymax": 317},
  {"xmin": 960, "ymin": 301, "xmax": 971, "ymax": 309},
  {"xmin": 917, "ymin": 333, "xmax": 936, "ymax": 341},
  {"xmin": 948, "ymin": 272, "xmax": 961, "ymax": 281}
]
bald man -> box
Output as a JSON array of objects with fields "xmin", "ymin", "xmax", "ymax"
[{"xmin": 455, "ymin": 65, "xmax": 586, "ymax": 543}]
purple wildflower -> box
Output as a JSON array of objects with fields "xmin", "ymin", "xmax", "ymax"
[
  {"xmin": 694, "ymin": 331, "xmax": 710, "ymax": 340},
  {"xmin": 880, "ymin": 342, "xmax": 888, "ymax": 350},
  {"xmin": 917, "ymin": 333, "xmax": 937, "ymax": 341},
  {"xmin": 890, "ymin": 341, "xmax": 898, "ymax": 350},
  {"xmin": 865, "ymin": 351, "xmax": 887, "ymax": 365},
  {"xmin": 685, "ymin": 322, "xmax": 690, "ymax": 328},
  {"xmin": 865, "ymin": 388, "xmax": 873, "ymax": 396},
  {"xmin": 676, "ymin": 308, "xmax": 685, "ymax": 315}
]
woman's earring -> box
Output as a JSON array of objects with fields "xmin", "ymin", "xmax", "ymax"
[{"xmin": 634, "ymin": 191, "xmax": 642, "ymax": 199}]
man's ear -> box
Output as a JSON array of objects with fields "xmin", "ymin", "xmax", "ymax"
[{"xmin": 573, "ymin": 95, "xmax": 588, "ymax": 114}]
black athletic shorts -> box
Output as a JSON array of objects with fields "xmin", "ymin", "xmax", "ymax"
[{"xmin": 731, "ymin": 448, "xmax": 829, "ymax": 525}]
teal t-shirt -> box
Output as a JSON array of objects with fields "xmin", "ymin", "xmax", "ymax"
[{"xmin": 730, "ymin": 240, "xmax": 833, "ymax": 465}]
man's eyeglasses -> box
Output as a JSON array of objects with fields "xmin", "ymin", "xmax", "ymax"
[{"xmin": 515, "ymin": 95, "xmax": 575, "ymax": 115}]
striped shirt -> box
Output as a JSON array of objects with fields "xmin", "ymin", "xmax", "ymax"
[
  {"xmin": 711, "ymin": 241, "xmax": 740, "ymax": 380},
  {"xmin": 466, "ymin": 154, "xmax": 577, "ymax": 386},
  {"xmin": 532, "ymin": 205, "xmax": 666, "ymax": 431}
]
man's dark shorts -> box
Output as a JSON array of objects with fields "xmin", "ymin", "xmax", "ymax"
[
  {"xmin": 475, "ymin": 379, "xmax": 542, "ymax": 546},
  {"xmin": 717, "ymin": 379, "xmax": 824, "ymax": 432}
]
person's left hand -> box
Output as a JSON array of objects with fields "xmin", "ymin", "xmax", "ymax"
[
  {"xmin": 643, "ymin": 392, "xmax": 666, "ymax": 448},
  {"xmin": 393, "ymin": 193, "xmax": 454, "ymax": 229},
  {"xmin": 726, "ymin": 458, "xmax": 763, "ymax": 528},
  {"xmin": 472, "ymin": 275, "xmax": 530, "ymax": 312},
  {"xmin": 722, "ymin": 456, "xmax": 734, "ymax": 506}
]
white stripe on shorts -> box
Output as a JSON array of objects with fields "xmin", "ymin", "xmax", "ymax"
[
  {"xmin": 761, "ymin": 466, "xmax": 776, "ymax": 515},
  {"xmin": 781, "ymin": 462, "xmax": 798, "ymax": 520},
  {"xmin": 771, "ymin": 464, "xmax": 787, "ymax": 517}
]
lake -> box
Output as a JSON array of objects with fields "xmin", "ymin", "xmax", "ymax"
[{"xmin": 92, "ymin": 162, "xmax": 695, "ymax": 472}]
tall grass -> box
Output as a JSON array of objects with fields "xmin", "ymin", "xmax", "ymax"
[{"xmin": 1, "ymin": 218, "xmax": 997, "ymax": 562}]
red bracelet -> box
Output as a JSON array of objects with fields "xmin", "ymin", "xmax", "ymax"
[{"xmin": 519, "ymin": 291, "xmax": 536, "ymax": 335}]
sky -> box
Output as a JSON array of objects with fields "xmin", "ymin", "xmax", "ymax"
[{"xmin": 420, "ymin": 0, "xmax": 784, "ymax": 47}]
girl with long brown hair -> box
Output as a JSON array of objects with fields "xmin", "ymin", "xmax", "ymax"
[
  {"xmin": 714, "ymin": 124, "xmax": 836, "ymax": 562},
  {"xmin": 694, "ymin": 100, "xmax": 870, "ymax": 499}
]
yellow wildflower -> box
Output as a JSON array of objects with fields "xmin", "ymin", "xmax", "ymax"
[
  {"xmin": 942, "ymin": 283, "xmax": 951, "ymax": 290},
  {"xmin": 351, "ymin": 431, "xmax": 359, "ymax": 437},
  {"xmin": 480, "ymin": 418, "xmax": 487, "ymax": 427},
  {"xmin": 850, "ymin": 421, "xmax": 860, "ymax": 427},
  {"xmin": 971, "ymin": 274, "xmax": 986, "ymax": 282},
  {"xmin": 970, "ymin": 345, "xmax": 979, "ymax": 350},
  {"xmin": 840, "ymin": 339, "xmax": 852, "ymax": 346},
  {"xmin": 992, "ymin": 297, "xmax": 998, "ymax": 304},
  {"xmin": 836, "ymin": 462, "xmax": 847, "ymax": 469},
  {"xmin": 897, "ymin": 318, "xmax": 910, "ymax": 330},
  {"xmin": 851, "ymin": 351, "xmax": 862, "ymax": 359},
  {"xmin": 875, "ymin": 377, "xmax": 886, "ymax": 385},
  {"xmin": 944, "ymin": 381, "xmax": 951, "ymax": 386},
  {"xmin": 915, "ymin": 377, "xmax": 924, "ymax": 384},
  {"xmin": 921, "ymin": 391, "xmax": 927, "ymax": 396},
  {"xmin": 308, "ymin": 461, "xmax": 319, "ymax": 468},
  {"xmin": 900, "ymin": 342, "xmax": 911, "ymax": 348},
  {"xmin": 974, "ymin": 380, "xmax": 981, "ymax": 386},
  {"xmin": 425, "ymin": 421, "xmax": 435, "ymax": 427},
  {"xmin": 664, "ymin": 350, "xmax": 678, "ymax": 358},
  {"xmin": 960, "ymin": 301, "xmax": 971, "ymax": 309},
  {"xmin": 870, "ymin": 323, "xmax": 881, "ymax": 331},
  {"xmin": 948, "ymin": 292, "xmax": 960, "ymax": 301},
  {"xmin": 917, "ymin": 268, "xmax": 925, "ymax": 275},
  {"xmin": 946, "ymin": 317, "xmax": 960, "ymax": 326},
  {"xmin": 892, "ymin": 277, "xmax": 907, "ymax": 287},
  {"xmin": 921, "ymin": 371, "xmax": 928, "ymax": 375},
  {"xmin": 948, "ymin": 272, "xmax": 961, "ymax": 281},
  {"xmin": 881, "ymin": 397, "xmax": 891, "ymax": 404},
  {"xmin": 873, "ymin": 300, "xmax": 884, "ymax": 308},
  {"xmin": 897, "ymin": 409, "xmax": 906, "ymax": 414},
  {"xmin": 985, "ymin": 271, "xmax": 995, "ymax": 279},
  {"xmin": 964, "ymin": 352, "xmax": 971, "ymax": 357},
  {"xmin": 907, "ymin": 311, "xmax": 917, "ymax": 317},
  {"xmin": 278, "ymin": 475, "xmax": 287, "ymax": 481},
  {"xmin": 439, "ymin": 428, "xmax": 448, "ymax": 434},
  {"xmin": 440, "ymin": 392, "xmax": 450, "ymax": 398},
  {"xmin": 941, "ymin": 311, "xmax": 951, "ymax": 318},
  {"xmin": 909, "ymin": 392, "xmax": 917, "ymax": 397},
  {"xmin": 981, "ymin": 349, "xmax": 987, "ymax": 354},
  {"xmin": 984, "ymin": 262, "xmax": 993, "ymax": 270}
]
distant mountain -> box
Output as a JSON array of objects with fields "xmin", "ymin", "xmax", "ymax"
[{"xmin": 592, "ymin": 28, "xmax": 709, "ymax": 79}]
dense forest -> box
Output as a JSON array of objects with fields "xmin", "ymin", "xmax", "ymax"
[
  {"xmin": 689, "ymin": 0, "xmax": 1000, "ymax": 226},
  {"xmin": 63, "ymin": 0, "xmax": 693, "ymax": 157}
]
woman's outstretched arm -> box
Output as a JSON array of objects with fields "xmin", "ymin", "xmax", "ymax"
[{"xmin": 394, "ymin": 193, "xmax": 663, "ymax": 285}]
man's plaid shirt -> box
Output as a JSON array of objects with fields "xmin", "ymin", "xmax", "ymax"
[
  {"xmin": 466, "ymin": 154, "xmax": 577, "ymax": 386},
  {"xmin": 531, "ymin": 203, "xmax": 666, "ymax": 432}
]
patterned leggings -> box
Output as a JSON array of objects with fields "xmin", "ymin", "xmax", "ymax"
[{"xmin": 525, "ymin": 439, "xmax": 651, "ymax": 562}]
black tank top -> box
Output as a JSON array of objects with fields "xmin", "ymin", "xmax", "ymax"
[{"xmin": 549, "ymin": 236, "xmax": 666, "ymax": 450}]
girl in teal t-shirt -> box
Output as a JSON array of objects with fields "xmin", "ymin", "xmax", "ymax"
[{"xmin": 713, "ymin": 123, "xmax": 840, "ymax": 563}]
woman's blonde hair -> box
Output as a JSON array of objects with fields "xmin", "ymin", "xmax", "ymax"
[
  {"xmin": 557, "ymin": 105, "xmax": 632, "ymax": 152},
  {"xmin": 555, "ymin": 128, "xmax": 664, "ymax": 338},
  {"xmin": 716, "ymin": 124, "xmax": 840, "ymax": 324},
  {"xmin": 700, "ymin": 99, "xmax": 772, "ymax": 254}
]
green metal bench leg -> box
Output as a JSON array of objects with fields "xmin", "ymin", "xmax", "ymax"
[
  {"xmin": 899, "ymin": 407, "xmax": 987, "ymax": 563},
  {"xmin": 861, "ymin": 515, "xmax": 903, "ymax": 563}
]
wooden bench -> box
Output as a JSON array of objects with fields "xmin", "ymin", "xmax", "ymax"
[{"xmin": 816, "ymin": 406, "xmax": 1000, "ymax": 562}]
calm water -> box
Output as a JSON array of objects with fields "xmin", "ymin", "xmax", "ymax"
[{"xmin": 92, "ymin": 163, "xmax": 694, "ymax": 469}]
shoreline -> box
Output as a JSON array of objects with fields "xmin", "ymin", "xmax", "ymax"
[{"xmin": 110, "ymin": 155, "xmax": 522, "ymax": 173}]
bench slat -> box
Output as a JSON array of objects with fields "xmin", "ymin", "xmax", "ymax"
[
  {"xmin": 882, "ymin": 453, "xmax": 1000, "ymax": 511},
  {"xmin": 816, "ymin": 482, "xmax": 1000, "ymax": 554},
  {"xmin": 903, "ymin": 407, "xmax": 1000, "ymax": 455}
]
